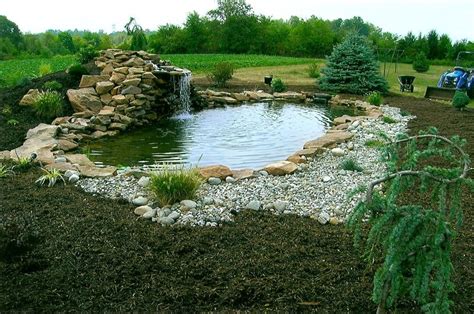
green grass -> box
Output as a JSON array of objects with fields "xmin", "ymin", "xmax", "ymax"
[
  {"xmin": 0, "ymin": 55, "xmax": 76, "ymax": 87},
  {"xmin": 365, "ymin": 139, "xmax": 385, "ymax": 148},
  {"xmin": 161, "ymin": 54, "xmax": 314, "ymax": 73},
  {"xmin": 340, "ymin": 159, "xmax": 363, "ymax": 172},
  {"xmin": 149, "ymin": 165, "xmax": 203, "ymax": 206}
]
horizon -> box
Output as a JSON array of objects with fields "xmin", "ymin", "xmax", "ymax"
[{"xmin": 1, "ymin": 0, "xmax": 473, "ymax": 42}]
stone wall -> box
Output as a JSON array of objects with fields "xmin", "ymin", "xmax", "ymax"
[{"xmin": 59, "ymin": 49, "xmax": 190, "ymax": 143}]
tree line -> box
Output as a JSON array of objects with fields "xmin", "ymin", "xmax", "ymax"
[{"xmin": 1, "ymin": 0, "xmax": 473, "ymax": 63}]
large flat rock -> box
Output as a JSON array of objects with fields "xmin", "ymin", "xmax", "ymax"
[
  {"xmin": 303, "ymin": 131, "xmax": 354, "ymax": 149},
  {"xmin": 79, "ymin": 75, "xmax": 110, "ymax": 88},
  {"xmin": 264, "ymin": 161, "xmax": 297, "ymax": 176},
  {"xmin": 198, "ymin": 165, "xmax": 233, "ymax": 179},
  {"xmin": 67, "ymin": 88, "xmax": 103, "ymax": 113}
]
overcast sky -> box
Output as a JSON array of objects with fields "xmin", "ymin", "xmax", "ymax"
[{"xmin": 1, "ymin": 0, "xmax": 473, "ymax": 41}]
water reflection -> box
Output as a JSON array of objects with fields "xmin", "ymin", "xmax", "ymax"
[{"xmin": 88, "ymin": 102, "xmax": 348, "ymax": 169}]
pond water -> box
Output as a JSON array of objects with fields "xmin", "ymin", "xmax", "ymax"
[{"xmin": 87, "ymin": 102, "xmax": 357, "ymax": 169}]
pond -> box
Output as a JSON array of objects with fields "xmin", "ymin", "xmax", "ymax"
[{"xmin": 86, "ymin": 102, "xmax": 357, "ymax": 170}]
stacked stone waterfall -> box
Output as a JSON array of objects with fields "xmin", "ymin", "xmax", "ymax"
[{"xmin": 63, "ymin": 49, "xmax": 191, "ymax": 141}]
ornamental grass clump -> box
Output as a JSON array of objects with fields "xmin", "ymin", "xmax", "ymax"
[
  {"xmin": 149, "ymin": 165, "xmax": 203, "ymax": 207},
  {"xmin": 348, "ymin": 127, "xmax": 474, "ymax": 313},
  {"xmin": 33, "ymin": 90, "xmax": 63, "ymax": 121},
  {"xmin": 340, "ymin": 158, "xmax": 363, "ymax": 172},
  {"xmin": 366, "ymin": 91, "xmax": 383, "ymax": 106}
]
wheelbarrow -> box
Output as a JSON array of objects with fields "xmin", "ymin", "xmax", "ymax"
[{"xmin": 398, "ymin": 76, "xmax": 415, "ymax": 92}]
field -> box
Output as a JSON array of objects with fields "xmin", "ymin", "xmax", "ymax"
[
  {"xmin": 1, "ymin": 54, "xmax": 471, "ymax": 106},
  {"xmin": 160, "ymin": 54, "xmax": 315, "ymax": 73},
  {"xmin": 0, "ymin": 55, "xmax": 76, "ymax": 87}
]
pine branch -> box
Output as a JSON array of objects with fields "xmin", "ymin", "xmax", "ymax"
[{"xmin": 366, "ymin": 134, "xmax": 471, "ymax": 204}]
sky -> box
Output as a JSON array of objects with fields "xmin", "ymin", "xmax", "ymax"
[{"xmin": 1, "ymin": 0, "xmax": 473, "ymax": 41}]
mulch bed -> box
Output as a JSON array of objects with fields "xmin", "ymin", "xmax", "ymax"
[{"xmin": 0, "ymin": 86, "xmax": 473, "ymax": 312}]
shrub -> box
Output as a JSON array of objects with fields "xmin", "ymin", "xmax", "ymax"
[
  {"xmin": 77, "ymin": 45, "xmax": 98, "ymax": 64},
  {"xmin": 208, "ymin": 62, "xmax": 234, "ymax": 87},
  {"xmin": 382, "ymin": 116, "xmax": 397, "ymax": 124},
  {"xmin": 149, "ymin": 165, "xmax": 203, "ymax": 206},
  {"xmin": 320, "ymin": 34, "xmax": 388, "ymax": 95},
  {"xmin": 67, "ymin": 64, "xmax": 88, "ymax": 79},
  {"xmin": 340, "ymin": 158, "xmax": 363, "ymax": 172},
  {"xmin": 271, "ymin": 78, "xmax": 287, "ymax": 93},
  {"xmin": 348, "ymin": 128, "xmax": 473, "ymax": 312},
  {"xmin": 308, "ymin": 62, "xmax": 320, "ymax": 79},
  {"xmin": 33, "ymin": 91, "xmax": 63, "ymax": 121},
  {"xmin": 35, "ymin": 168, "xmax": 65, "ymax": 187},
  {"xmin": 366, "ymin": 91, "xmax": 383, "ymax": 106},
  {"xmin": 412, "ymin": 52, "xmax": 430, "ymax": 73},
  {"xmin": 0, "ymin": 164, "xmax": 14, "ymax": 178},
  {"xmin": 452, "ymin": 90, "xmax": 470, "ymax": 110},
  {"xmin": 38, "ymin": 63, "xmax": 52, "ymax": 77},
  {"xmin": 7, "ymin": 119, "xmax": 19, "ymax": 126},
  {"xmin": 12, "ymin": 156, "xmax": 33, "ymax": 172},
  {"xmin": 42, "ymin": 80, "xmax": 63, "ymax": 91},
  {"xmin": 1, "ymin": 105, "xmax": 12, "ymax": 116}
]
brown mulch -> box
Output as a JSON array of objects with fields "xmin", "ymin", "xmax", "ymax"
[{"xmin": 0, "ymin": 87, "xmax": 473, "ymax": 312}]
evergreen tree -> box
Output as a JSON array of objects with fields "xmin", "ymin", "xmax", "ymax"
[
  {"xmin": 319, "ymin": 34, "xmax": 388, "ymax": 94},
  {"xmin": 124, "ymin": 17, "xmax": 148, "ymax": 51}
]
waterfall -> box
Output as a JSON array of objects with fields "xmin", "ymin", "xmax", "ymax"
[{"xmin": 178, "ymin": 71, "xmax": 192, "ymax": 113}]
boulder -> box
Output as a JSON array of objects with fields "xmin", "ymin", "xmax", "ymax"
[
  {"xmin": 100, "ymin": 93, "xmax": 113, "ymax": 105},
  {"xmin": 273, "ymin": 91, "xmax": 306, "ymax": 101},
  {"xmin": 108, "ymin": 123, "xmax": 127, "ymax": 131},
  {"xmin": 122, "ymin": 78, "xmax": 141, "ymax": 86},
  {"xmin": 264, "ymin": 161, "xmax": 298, "ymax": 176},
  {"xmin": 78, "ymin": 165, "xmax": 117, "ymax": 178},
  {"xmin": 67, "ymin": 88, "xmax": 103, "ymax": 113},
  {"xmin": 121, "ymin": 86, "xmax": 142, "ymax": 95},
  {"xmin": 232, "ymin": 169, "xmax": 255, "ymax": 181},
  {"xmin": 303, "ymin": 131, "xmax": 354, "ymax": 149},
  {"xmin": 231, "ymin": 93, "xmax": 250, "ymax": 102},
  {"xmin": 100, "ymin": 63, "xmax": 114, "ymax": 76},
  {"xmin": 209, "ymin": 96, "xmax": 238, "ymax": 104},
  {"xmin": 95, "ymin": 81, "xmax": 115, "ymax": 95},
  {"xmin": 244, "ymin": 91, "xmax": 274, "ymax": 100},
  {"xmin": 98, "ymin": 106, "xmax": 115, "ymax": 116},
  {"xmin": 287, "ymin": 154, "xmax": 306, "ymax": 164},
  {"xmin": 65, "ymin": 154, "xmax": 95, "ymax": 167},
  {"xmin": 57, "ymin": 139, "xmax": 78, "ymax": 152},
  {"xmin": 112, "ymin": 95, "xmax": 128, "ymax": 105},
  {"xmin": 294, "ymin": 147, "xmax": 325, "ymax": 157},
  {"xmin": 198, "ymin": 165, "xmax": 233, "ymax": 179},
  {"xmin": 79, "ymin": 75, "xmax": 110, "ymax": 88},
  {"xmin": 19, "ymin": 89, "xmax": 40, "ymax": 106},
  {"xmin": 110, "ymin": 72, "xmax": 126, "ymax": 84}
]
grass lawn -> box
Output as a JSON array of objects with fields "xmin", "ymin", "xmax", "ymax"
[{"xmin": 0, "ymin": 55, "xmax": 76, "ymax": 87}]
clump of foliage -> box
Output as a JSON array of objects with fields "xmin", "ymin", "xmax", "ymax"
[
  {"xmin": 35, "ymin": 168, "xmax": 65, "ymax": 187},
  {"xmin": 452, "ymin": 90, "xmax": 470, "ymax": 110},
  {"xmin": 208, "ymin": 61, "xmax": 234, "ymax": 87},
  {"xmin": 271, "ymin": 78, "xmax": 287, "ymax": 92},
  {"xmin": 42, "ymin": 80, "xmax": 62, "ymax": 91},
  {"xmin": 366, "ymin": 91, "xmax": 383, "ymax": 106},
  {"xmin": 412, "ymin": 52, "xmax": 430, "ymax": 73},
  {"xmin": 1, "ymin": 105, "xmax": 12, "ymax": 116},
  {"xmin": 0, "ymin": 164, "xmax": 14, "ymax": 178},
  {"xmin": 77, "ymin": 45, "xmax": 98, "ymax": 64},
  {"xmin": 400, "ymin": 110, "xmax": 411, "ymax": 117},
  {"xmin": 320, "ymin": 34, "xmax": 388, "ymax": 94},
  {"xmin": 348, "ymin": 128, "xmax": 474, "ymax": 313},
  {"xmin": 67, "ymin": 64, "xmax": 88, "ymax": 79},
  {"xmin": 38, "ymin": 63, "xmax": 52, "ymax": 76},
  {"xmin": 308, "ymin": 62, "xmax": 320, "ymax": 78},
  {"xmin": 7, "ymin": 119, "xmax": 19, "ymax": 126},
  {"xmin": 365, "ymin": 139, "xmax": 385, "ymax": 148},
  {"xmin": 33, "ymin": 90, "xmax": 64, "ymax": 121},
  {"xmin": 149, "ymin": 165, "xmax": 203, "ymax": 206},
  {"xmin": 12, "ymin": 155, "xmax": 33, "ymax": 172},
  {"xmin": 340, "ymin": 158, "xmax": 363, "ymax": 172},
  {"xmin": 382, "ymin": 116, "xmax": 397, "ymax": 124},
  {"xmin": 124, "ymin": 17, "xmax": 148, "ymax": 51}
]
